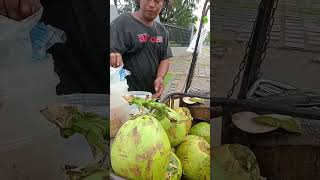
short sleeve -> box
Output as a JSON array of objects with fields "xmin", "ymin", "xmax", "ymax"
[
  {"xmin": 110, "ymin": 15, "xmax": 131, "ymax": 55},
  {"xmin": 161, "ymin": 29, "xmax": 173, "ymax": 61}
]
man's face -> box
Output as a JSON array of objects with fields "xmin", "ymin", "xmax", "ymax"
[{"xmin": 140, "ymin": 0, "xmax": 164, "ymax": 21}]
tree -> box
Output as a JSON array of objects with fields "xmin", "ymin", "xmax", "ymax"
[
  {"xmin": 114, "ymin": 0, "xmax": 139, "ymax": 14},
  {"xmin": 160, "ymin": 0, "xmax": 199, "ymax": 28},
  {"xmin": 114, "ymin": 0, "xmax": 199, "ymax": 28}
]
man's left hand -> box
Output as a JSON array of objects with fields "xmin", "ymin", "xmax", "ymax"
[{"xmin": 153, "ymin": 76, "xmax": 164, "ymax": 98}]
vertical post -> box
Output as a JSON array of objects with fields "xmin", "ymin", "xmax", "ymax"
[
  {"xmin": 184, "ymin": 0, "xmax": 210, "ymax": 93},
  {"xmin": 188, "ymin": 23, "xmax": 195, "ymax": 45},
  {"xmin": 220, "ymin": 106, "xmax": 233, "ymax": 144},
  {"xmin": 238, "ymin": 0, "xmax": 275, "ymax": 99}
]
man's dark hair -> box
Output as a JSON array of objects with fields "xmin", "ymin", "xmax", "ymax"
[{"xmin": 135, "ymin": 0, "xmax": 171, "ymax": 9}]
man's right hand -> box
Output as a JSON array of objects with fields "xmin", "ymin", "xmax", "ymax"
[
  {"xmin": 110, "ymin": 52, "xmax": 123, "ymax": 68},
  {"xmin": 0, "ymin": 0, "xmax": 41, "ymax": 21}
]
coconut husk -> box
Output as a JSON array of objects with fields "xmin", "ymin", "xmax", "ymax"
[{"xmin": 232, "ymin": 112, "xmax": 278, "ymax": 134}]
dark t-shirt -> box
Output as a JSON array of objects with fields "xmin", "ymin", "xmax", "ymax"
[{"xmin": 110, "ymin": 13, "xmax": 173, "ymax": 94}]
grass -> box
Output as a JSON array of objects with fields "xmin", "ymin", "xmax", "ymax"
[{"xmin": 164, "ymin": 72, "xmax": 173, "ymax": 87}]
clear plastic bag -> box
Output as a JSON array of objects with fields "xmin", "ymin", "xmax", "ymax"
[
  {"xmin": 0, "ymin": 7, "xmax": 66, "ymax": 180},
  {"xmin": 110, "ymin": 65, "xmax": 131, "ymax": 84}
]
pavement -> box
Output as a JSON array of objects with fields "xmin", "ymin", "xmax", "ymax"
[
  {"xmin": 212, "ymin": 0, "xmax": 320, "ymax": 146},
  {"xmin": 161, "ymin": 46, "xmax": 210, "ymax": 100},
  {"xmin": 214, "ymin": 0, "xmax": 320, "ymax": 52},
  {"xmin": 213, "ymin": 0, "xmax": 320, "ymax": 98}
]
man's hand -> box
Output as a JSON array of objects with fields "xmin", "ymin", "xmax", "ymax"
[
  {"xmin": 110, "ymin": 52, "xmax": 123, "ymax": 68},
  {"xmin": 153, "ymin": 76, "xmax": 164, "ymax": 98},
  {"xmin": 153, "ymin": 59, "xmax": 170, "ymax": 98},
  {"xmin": 0, "ymin": 0, "xmax": 41, "ymax": 21}
]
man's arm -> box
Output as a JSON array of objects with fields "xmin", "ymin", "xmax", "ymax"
[
  {"xmin": 153, "ymin": 27, "xmax": 173, "ymax": 98},
  {"xmin": 156, "ymin": 59, "xmax": 170, "ymax": 79},
  {"xmin": 153, "ymin": 59, "xmax": 170, "ymax": 98}
]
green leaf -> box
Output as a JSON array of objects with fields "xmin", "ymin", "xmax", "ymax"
[
  {"xmin": 278, "ymin": 118, "xmax": 303, "ymax": 133},
  {"xmin": 252, "ymin": 116, "xmax": 280, "ymax": 128},
  {"xmin": 253, "ymin": 114, "xmax": 303, "ymax": 133}
]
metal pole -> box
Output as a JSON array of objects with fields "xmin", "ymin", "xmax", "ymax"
[
  {"xmin": 188, "ymin": 23, "xmax": 195, "ymax": 45},
  {"xmin": 184, "ymin": 0, "xmax": 210, "ymax": 93},
  {"xmin": 238, "ymin": 0, "xmax": 275, "ymax": 99}
]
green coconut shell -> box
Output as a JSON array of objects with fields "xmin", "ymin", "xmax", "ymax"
[{"xmin": 111, "ymin": 114, "xmax": 171, "ymax": 180}]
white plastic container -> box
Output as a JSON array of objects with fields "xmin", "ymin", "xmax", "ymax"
[
  {"xmin": 127, "ymin": 91, "xmax": 152, "ymax": 99},
  {"xmin": 126, "ymin": 91, "xmax": 152, "ymax": 115}
]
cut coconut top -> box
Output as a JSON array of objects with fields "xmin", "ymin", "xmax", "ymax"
[
  {"xmin": 232, "ymin": 111, "xmax": 278, "ymax": 134},
  {"xmin": 182, "ymin": 97, "xmax": 205, "ymax": 105}
]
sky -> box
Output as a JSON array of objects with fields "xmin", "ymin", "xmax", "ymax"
[
  {"xmin": 193, "ymin": 0, "xmax": 210, "ymax": 31},
  {"xmin": 110, "ymin": 0, "xmax": 210, "ymax": 30}
]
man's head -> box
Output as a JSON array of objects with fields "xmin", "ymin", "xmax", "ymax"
[{"xmin": 136, "ymin": 0, "xmax": 169, "ymax": 22}]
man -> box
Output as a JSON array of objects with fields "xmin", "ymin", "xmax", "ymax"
[
  {"xmin": 110, "ymin": 0, "xmax": 173, "ymax": 98},
  {"xmin": 0, "ymin": 0, "xmax": 108, "ymax": 95}
]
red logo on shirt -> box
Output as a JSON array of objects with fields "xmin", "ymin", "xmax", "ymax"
[{"xmin": 137, "ymin": 34, "xmax": 163, "ymax": 43}]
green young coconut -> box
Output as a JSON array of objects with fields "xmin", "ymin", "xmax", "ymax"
[
  {"xmin": 213, "ymin": 144, "xmax": 261, "ymax": 180},
  {"xmin": 175, "ymin": 135, "xmax": 210, "ymax": 180},
  {"xmin": 154, "ymin": 111, "xmax": 188, "ymax": 147},
  {"xmin": 189, "ymin": 122, "xmax": 210, "ymax": 144},
  {"xmin": 174, "ymin": 107, "xmax": 193, "ymax": 134},
  {"xmin": 124, "ymin": 96, "xmax": 188, "ymax": 147},
  {"xmin": 165, "ymin": 151, "xmax": 182, "ymax": 180},
  {"xmin": 111, "ymin": 114, "xmax": 171, "ymax": 180}
]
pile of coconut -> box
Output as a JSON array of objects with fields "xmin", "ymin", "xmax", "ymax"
[{"xmin": 110, "ymin": 96, "xmax": 210, "ymax": 180}]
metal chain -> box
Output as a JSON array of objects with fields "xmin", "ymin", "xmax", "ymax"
[
  {"xmin": 256, "ymin": 0, "xmax": 279, "ymax": 79},
  {"xmin": 226, "ymin": 15, "xmax": 258, "ymax": 98},
  {"xmin": 227, "ymin": 0, "xmax": 279, "ymax": 98}
]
